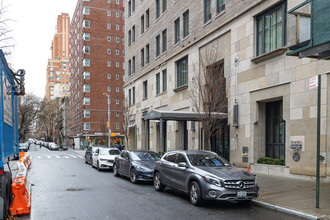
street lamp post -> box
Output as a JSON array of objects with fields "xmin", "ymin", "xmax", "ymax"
[{"xmin": 103, "ymin": 93, "xmax": 111, "ymax": 148}]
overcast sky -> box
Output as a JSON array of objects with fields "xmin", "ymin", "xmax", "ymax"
[{"xmin": 3, "ymin": 0, "xmax": 78, "ymax": 98}]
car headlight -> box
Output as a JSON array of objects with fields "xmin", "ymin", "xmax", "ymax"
[
  {"xmin": 204, "ymin": 176, "xmax": 223, "ymax": 187},
  {"xmin": 136, "ymin": 165, "xmax": 149, "ymax": 171},
  {"xmin": 254, "ymin": 176, "xmax": 258, "ymax": 186}
]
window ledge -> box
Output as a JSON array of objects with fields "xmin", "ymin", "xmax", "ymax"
[
  {"xmin": 173, "ymin": 85, "xmax": 188, "ymax": 93},
  {"xmin": 251, "ymin": 47, "xmax": 288, "ymax": 64},
  {"xmin": 156, "ymin": 91, "xmax": 167, "ymax": 97},
  {"xmin": 203, "ymin": 20, "xmax": 212, "ymax": 28},
  {"xmin": 215, "ymin": 10, "xmax": 226, "ymax": 19},
  {"xmin": 143, "ymin": 97, "xmax": 148, "ymax": 101}
]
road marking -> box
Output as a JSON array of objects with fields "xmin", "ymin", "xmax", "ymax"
[
  {"xmin": 64, "ymin": 156, "xmax": 69, "ymax": 158},
  {"xmin": 56, "ymin": 156, "xmax": 60, "ymax": 158},
  {"xmin": 78, "ymin": 156, "xmax": 83, "ymax": 158},
  {"xmin": 37, "ymin": 156, "xmax": 41, "ymax": 159},
  {"xmin": 47, "ymin": 155, "xmax": 51, "ymax": 159},
  {"xmin": 70, "ymin": 155, "xmax": 77, "ymax": 158}
]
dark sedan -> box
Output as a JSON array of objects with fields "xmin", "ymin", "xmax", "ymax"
[
  {"xmin": 113, "ymin": 150, "xmax": 161, "ymax": 183},
  {"xmin": 153, "ymin": 150, "xmax": 259, "ymax": 206}
]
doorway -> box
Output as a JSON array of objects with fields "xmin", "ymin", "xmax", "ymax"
[{"xmin": 211, "ymin": 119, "xmax": 230, "ymax": 161}]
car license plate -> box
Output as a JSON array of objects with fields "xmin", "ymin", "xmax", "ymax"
[{"xmin": 237, "ymin": 191, "xmax": 247, "ymax": 198}]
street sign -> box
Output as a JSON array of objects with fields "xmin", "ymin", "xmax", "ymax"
[{"xmin": 309, "ymin": 76, "xmax": 318, "ymax": 90}]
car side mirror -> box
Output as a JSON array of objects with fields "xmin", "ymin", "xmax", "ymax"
[{"xmin": 178, "ymin": 162, "xmax": 187, "ymax": 168}]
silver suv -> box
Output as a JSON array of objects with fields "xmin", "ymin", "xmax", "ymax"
[{"xmin": 153, "ymin": 150, "xmax": 259, "ymax": 205}]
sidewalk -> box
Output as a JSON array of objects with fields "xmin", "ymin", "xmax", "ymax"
[{"xmin": 253, "ymin": 173, "xmax": 330, "ymax": 219}]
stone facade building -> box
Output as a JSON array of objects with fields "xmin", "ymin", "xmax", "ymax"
[
  {"xmin": 68, "ymin": 0, "xmax": 125, "ymax": 148},
  {"xmin": 124, "ymin": 0, "xmax": 329, "ymax": 180}
]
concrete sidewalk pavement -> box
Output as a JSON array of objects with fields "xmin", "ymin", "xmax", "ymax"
[{"xmin": 253, "ymin": 173, "xmax": 330, "ymax": 219}]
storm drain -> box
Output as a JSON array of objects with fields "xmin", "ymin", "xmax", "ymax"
[{"xmin": 66, "ymin": 188, "xmax": 85, "ymax": 192}]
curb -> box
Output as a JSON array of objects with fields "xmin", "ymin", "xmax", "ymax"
[{"xmin": 251, "ymin": 200, "xmax": 324, "ymax": 220}]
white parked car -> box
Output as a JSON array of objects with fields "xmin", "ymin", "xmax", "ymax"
[
  {"xmin": 92, "ymin": 148, "xmax": 121, "ymax": 171},
  {"xmin": 48, "ymin": 142, "xmax": 59, "ymax": 151}
]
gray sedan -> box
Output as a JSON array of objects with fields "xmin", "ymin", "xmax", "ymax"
[{"xmin": 153, "ymin": 150, "xmax": 259, "ymax": 206}]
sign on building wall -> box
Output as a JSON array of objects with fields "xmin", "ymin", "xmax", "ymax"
[
  {"xmin": 309, "ymin": 76, "xmax": 318, "ymax": 90},
  {"xmin": 2, "ymin": 72, "xmax": 12, "ymax": 126}
]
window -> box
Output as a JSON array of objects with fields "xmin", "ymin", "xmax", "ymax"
[
  {"xmin": 156, "ymin": 73, "xmax": 160, "ymax": 94},
  {"xmin": 132, "ymin": 87, "xmax": 135, "ymax": 104},
  {"xmin": 128, "ymin": 0, "xmax": 132, "ymax": 17},
  {"xmin": 116, "ymin": 74, "xmax": 119, "ymax": 80},
  {"xmin": 83, "ymin": 97, "xmax": 90, "ymax": 105},
  {"xmin": 107, "ymin": 61, "xmax": 111, "ymax": 66},
  {"xmin": 132, "ymin": 0, "xmax": 135, "ymax": 12},
  {"xmin": 116, "ymin": 12, "xmax": 119, "ymax": 17},
  {"xmin": 217, "ymin": 0, "xmax": 225, "ymax": 14},
  {"xmin": 146, "ymin": 44, "xmax": 150, "ymax": 64},
  {"xmin": 146, "ymin": 9, "xmax": 150, "ymax": 29},
  {"xmin": 116, "ymin": 49, "xmax": 119, "ymax": 55},
  {"xmin": 83, "ymin": 84, "xmax": 90, "ymax": 92},
  {"xmin": 164, "ymin": 153, "xmax": 176, "ymax": 163},
  {"xmin": 83, "ymin": 33, "xmax": 90, "ymax": 41},
  {"xmin": 83, "ymin": 59, "xmax": 90, "ymax": 67},
  {"xmin": 84, "ymin": 123, "xmax": 90, "ymax": 130},
  {"xmin": 141, "ymin": 48, "xmax": 144, "ymax": 67},
  {"xmin": 162, "ymin": 0, "xmax": 167, "ymax": 13},
  {"xmin": 107, "ymin": 10, "xmax": 111, "ymax": 16},
  {"xmin": 83, "ymin": 46, "xmax": 90, "ymax": 54},
  {"xmin": 83, "ymin": 72, "xmax": 90, "ymax": 79},
  {"xmin": 162, "ymin": 29, "xmax": 167, "ymax": 52},
  {"xmin": 84, "ymin": 110, "xmax": 90, "ymax": 118},
  {"xmin": 176, "ymin": 56, "xmax": 188, "ymax": 87},
  {"xmin": 143, "ymin": 81, "xmax": 148, "ymax": 99},
  {"xmin": 129, "ymin": 89, "xmax": 132, "ymax": 105},
  {"xmin": 156, "ymin": 0, "xmax": 160, "ymax": 19},
  {"xmin": 132, "ymin": 25, "xmax": 135, "ymax": 43},
  {"xmin": 107, "ymin": 73, "xmax": 111, "ymax": 79},
  {"xmin": 107, "ymin": 48, "xmax": 111, "ymax": 54},
  {"xmin": 204, "ymin": 0, "xmax": 211, "ymax": 23},
  {"xmin": 162, "ymin": 69, "xmax": 167, "ymax": 92},
  {"xmin": 116, "ymin": 62, "xmax": 120, "ymax": 67},
  {"xmin": 156, "ymin": 35, "xmax": 160, "ymax": 57},
  {"xmin": 141, "ymin": 15, "xmax": 145, "ymax": 34},
  {"xmin": 116, "ymin": 24, "xmax": 120, "ymax": 30},
  {"xmin": 107, "ymin": 23, "xmax": 111, "ymax": 29},
  {"xmin": 116, "ymin": 37, "xmax": 119, "ymax": 42},
  {"xmin": 107, "ymin": 36, "xmax": 111, "ymax": 42},
  {"xmin": 116, "ymin": 99, "xmax": 119, "ymax": 105},
  {"xmin": 128, "ymin": 30, "xmax": 132, "ymax": 46},
  {"xmin": 116, "ymin": 123, "xmax": 119, "ymax": 129},
  {"xmin": 174, "ymin": 18, "xmax": 180, "ymax": 44},
  {"xmin": 132, "ymin": 56, "xmax": 135, "ymax": 74},
  {"xmin": 83, "ymin": 20, "xmax": 90, "ymax": 28},
  {"xmin": 183, "ymin": 10, "xmax": 189, "ymax": 38},
  {"xmin": 256, "ymin": 2, "xmax": 286, "ymax": 56},
  {"xmin": 115, "ymin": 86, "xmax": 119, "ymax": 92},
  {"xmin": 116, "ymin": 112, "xmax": 119, "ymax": 117},
  {"xmin": 107, "ymin": 86, "xmax": 111, "ymax": 92},
  {"xmin": 128, "ymin": 59, "xmax": 132, "ymax": 76},
  {"xmin": 83, "ymin": 7, "xmax": 90, "ymax": 15}
]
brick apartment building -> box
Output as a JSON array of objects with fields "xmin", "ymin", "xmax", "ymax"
[
  {"xmin": 68, "ymin": 0, "xmax": 125, "ymax": 148},
  {"xmin": 45, "ymin": 13, "xmax": 71, "ymax": 100}
]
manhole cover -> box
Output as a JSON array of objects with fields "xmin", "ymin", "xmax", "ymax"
[{"xmin": 66, "ymin": 188, "xmax": 85, "ymax": 192}]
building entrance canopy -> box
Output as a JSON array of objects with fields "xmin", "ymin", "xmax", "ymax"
[{"xmin": 144, "ymin": 110, "xmax": 227, "ymax": 121}]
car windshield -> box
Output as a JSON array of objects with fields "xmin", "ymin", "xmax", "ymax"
[
  {"xmin": 187, "ymin": 154, "xmax": 230, "ymax": 167},
  {"xmin": 130, "ymin": 152, "xmax": 161, "ymax": 161},
  {"xmin": 100, "ymin": 149, "xmax": 120, "ymax": 155}
]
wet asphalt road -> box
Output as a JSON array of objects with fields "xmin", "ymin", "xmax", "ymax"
[{"xmin": 17, "ymin": 144, "xmax": 301, "ymax": 220}]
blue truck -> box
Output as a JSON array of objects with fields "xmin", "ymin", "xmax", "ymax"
[{"xmin": 0, "ymin": 49, "xmax": 25, "ymax": 219}]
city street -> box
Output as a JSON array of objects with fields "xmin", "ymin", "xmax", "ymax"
[{"xmin": 17, "ymin": 144, "xmax": 301, "ymax": 220}]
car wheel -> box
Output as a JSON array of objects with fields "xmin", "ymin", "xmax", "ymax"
[
  {"xmin": 130, "ymin": 168, "xmax": 137, "ymax": 184},
  {"xmin": 190, "ymin": 181, "xmax": 203, "ymax": 206},
  {"xmin": 113, "ymin": 163, "xmax": 120, "ymax": 177},
  {"xmin": 97, "ymin": 161, "xmax": 100, "ymax": 171},
  {"xmin": 153, "ymin": 172, "xmax": 165, "ymax": 192}
]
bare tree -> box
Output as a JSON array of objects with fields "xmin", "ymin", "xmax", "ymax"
[
  {"xmin": 123, "ymin": 100, "xmax": 134, "ymax": 150},
  {"xmin": 189, "ymin": 43, "xmax": 229, "ymax": 150},
  {"xmin": 18, "ymin": 93, "xmax": 43, "ymax": 142},
  {"xmin": 0, "ymin": 1, "xmax": 14, "ymax": 55}
]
